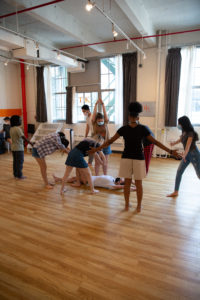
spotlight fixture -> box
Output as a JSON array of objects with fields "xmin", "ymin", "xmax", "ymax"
[
  {"xmin": 112, "ymin": 23, "xmax": 118, "ymax": 38},
  {"xmin": 85, "ymin": 0, "xmax": 94, "ymax": 11},
  {"xmin": 143, "ymin": 53, "xmax": 147, "ymax": 60},
  {"xmin": 57, "ymin": 52, "xmax": 61, "ymax": 60},
  {"xmin": 126, "ymin": 41, "xmax": 130, "ymax": 50},
  {"xmin": 26, "ymin": 65, "xmax": 30, "ymax": 70},
  {"xmin": 4, "ymin": 60, "xmax": 8, "ymax": 66}
]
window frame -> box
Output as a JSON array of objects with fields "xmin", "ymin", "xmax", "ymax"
[
  {"xmin": 100, "ymin": 56, "xmax": 116, "ymax": 124},
  {"xmin": 50, "ymin": 66, "xmax": 68, "ymax": 123}
]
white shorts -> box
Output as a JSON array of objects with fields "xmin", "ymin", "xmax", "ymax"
[{"xmin": 119, "ymin": 158, "xmax": 146, "ymax": 180}]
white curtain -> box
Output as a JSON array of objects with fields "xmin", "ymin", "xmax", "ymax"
[
  {"xmin": 178, "ymin": 46, "xmax": 197, "ymax": 119},
  {"xmin": 44, "ymin": 66, "xmax": 53, "ymax": 123},
  {"xmin": 115, "ymin": 55, "xmax": 123, "ymax": 125},
  {"xmin": 72, "ymin": 86, "xmax": 77, "ymax": 123}
]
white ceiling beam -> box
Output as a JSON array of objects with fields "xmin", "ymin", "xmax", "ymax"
[
  {"xmin": 0, "ymin": 28, "xmax": 24, "ymax": 49},
  {"xmin": 5, "ymin": 0, "xmax": 106, "ymax": 53},
  {"xmin": 115, "ymin": 0, "xmax": 156, "ymax": 46}
]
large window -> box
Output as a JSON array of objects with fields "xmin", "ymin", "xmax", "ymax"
[
  {"xmin": 75, "ymin": 92, "xmax": 98, "ymax": 122},
  {"xmin": 50, "ymin": 66, "xmax": 67, "ymax": 121},
  {"xmin": 178, "ymin": 46, "xmax": 200, "ymax": 125},
  {"xmin": 100, "ymin": 57, "xmax": 116, "ymax": 122},
  {"xmin": 192, "ymin": 47, "xmax": 200, "ymax": 124}
]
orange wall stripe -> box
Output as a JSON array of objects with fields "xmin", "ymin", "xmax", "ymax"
[{"xmin": 0, "ymin": 109, "xmax": 22, "ymax": 117}]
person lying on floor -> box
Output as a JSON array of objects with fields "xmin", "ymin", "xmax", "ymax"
[{"xmin": 54, "ymin": 168, "xmax": 136, "ymax": 191}]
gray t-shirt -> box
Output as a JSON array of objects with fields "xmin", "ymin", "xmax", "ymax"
[
  {"xmin": 10, "ymin": 127, "xmax": 24, "ymax": 151},
  {"xmin": 180, "ymin": 131, "xmax": 197, "ymax": 150}
]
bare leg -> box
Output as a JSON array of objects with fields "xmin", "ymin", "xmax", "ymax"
[
  {"xmin": 124, "ymin": 178, "xmax": 132, "ymax": 210},
  {"xmin": 135, "ymin": 180, "xmax": 143, "ymax": 213},
  {"xmin": 35, "ymin": 157, "xmax": 53, "ymax": 189},
  {"xmin": 60, "ymin": 166, "xmax": 73, "ymax": 195},
  {"xmin": 103, "ymin": 155, "xmax": 109, "ymax": 175},
  {"xmin": 81, "ymin": 167, "xmax": 99, "ymax": 194},
  {"xmin": 94, "ymin": 155, "xmax": 101, "ymax": 176},
  {"xmin": 70, "ymin": 169, "xmax": 82, "ymax": 187},
  {"xmin": 53, "ymin": 174, "xmax": 76, "ymax": 183}
]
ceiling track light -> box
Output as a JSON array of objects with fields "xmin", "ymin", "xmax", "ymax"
[
  {"xmin": 57, "ymin": 52, "xmax": 61, "ymax": 59},
  {"xmin": 87, "ymin": 3, "xmax": 146, "ymax": 57},
  {"xmin": 4, "ymin": 60, "xmax": 8, "ymax": 66},
  {"xmin": 112, "ymin": 23, "xmax": 118, "ymax": 38},
  {"xmin": 85, "ymin": 0, "xmax": 95, "ymax": 12}
]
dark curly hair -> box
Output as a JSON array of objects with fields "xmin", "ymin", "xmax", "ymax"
[
  {"xmin": 10, "ymin": 115, "xmax": 21, "ymax": 127},
  {"xmin": 128, "ymin": 102, "xmax": 143, "ymax": 117}
]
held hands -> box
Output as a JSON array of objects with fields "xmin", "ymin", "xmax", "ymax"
[
  {"xmin": 171, "ymin": 149, "xmax": 182, "ymax": 159},
  {"xmin": 170, "ymin": 141, "xmax": 176, "ymax": 146},
  {"xmin": 98, "ymin": 98, "xmax": 104, "ymax": 105},
  {"xmin": 88, "ymin": 147, "xmax": 97, "ymax": 155}
]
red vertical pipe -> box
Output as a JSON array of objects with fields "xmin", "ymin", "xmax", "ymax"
[{"xmin": 20, "ymin": 60, "xmax": 28, "ymax": 139}]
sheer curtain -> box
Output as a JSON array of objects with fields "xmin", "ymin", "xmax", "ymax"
[
  {"xmin": 71, "ymin": 87, "xmax": 77, "ymax": 124},
  {"xmin": 178, "ymin": 46, "xmax": 197, "ymax": 119},
  {"xmin": 115, "ymin": 55, "xmax": 123, "ymax": 126},
  {"xmin": 44, "ymin": 66, "xmax": 53, "ymax": 123}
]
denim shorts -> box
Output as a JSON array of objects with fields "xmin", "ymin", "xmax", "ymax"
[
  {"xmin": 32, "ymin": 147, "xmax": 40, "ymax": 158},
  {"xmin": 102, "ymin": 145, "xmax": 112, "ymax": 155},
  {"xmin": 65, "ymin": 147, "xmax": 88, "ymax": 168}
]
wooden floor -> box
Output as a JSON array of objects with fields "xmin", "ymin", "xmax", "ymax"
[{"xmin": 0, "ymin": 151, "xmax": 200, "ymax": 300}]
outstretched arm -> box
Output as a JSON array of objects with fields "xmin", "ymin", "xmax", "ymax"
[
  {"xmin": 147, "ymin": 135, "xmax": 181, "ymax": 158},
  {"xmin": 89, "ymin": 132, "xmax": 120, "ymax": 154},
  {"xmin": 170, "ymin": 138, "xmax": 181, "ymax": 146},
  {"xmin": 22, "ymin": 136, "xmax": 34, "ymax": 147}
]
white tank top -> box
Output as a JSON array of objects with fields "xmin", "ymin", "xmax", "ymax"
[{"xmin": 91, "ymin": 175, "xmax": 115, "ymax": 189}]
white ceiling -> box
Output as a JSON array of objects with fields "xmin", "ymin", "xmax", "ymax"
[{"xmin": 0, "ymin": 0, "xmax": 200, "ymax": 54}]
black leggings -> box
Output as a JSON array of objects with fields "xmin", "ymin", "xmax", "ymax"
[{"xmin": 12, "ymin": 151, "xmax": 24, "ymax": 178}]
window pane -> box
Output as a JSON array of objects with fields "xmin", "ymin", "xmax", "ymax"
[
  {"xmin": 195, "ymin": 48, "xmax": 200, "ymax": 67},
  {"xmin": 92, "ymin": 92, "xmax": 98, "ymax": 106},
  {"xmin": 101, "ymin": 74, "xmax": 109, "ymax": 89},
  {"xmin": 85, "ymin": 93, "xmax": 91, "ymax": 106},
  {"xmin": 193, "ymin": 68, "xmax": 200, "ymax": 86},
  {"xmin": 101, "ymin": 58, "xmax": 109, "ymax": 74},
  {"xmin": 109, "ymin": 73, "xmax": 115, "ymax": 89}
]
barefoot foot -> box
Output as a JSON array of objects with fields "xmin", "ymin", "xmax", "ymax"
[
  {"xmin": 45, "ymin": 184, "xmax": 54, "ymax": 189},
  {"xmin": 136, "ymin": 205, "xmax": 142, "ymax": 213},
  {"xmin": 70, "ymin": 182, "xmax": 81, "ymax": 187},
  {"xmin": 90, "ymin": 189, "xmax": 99, "ymax": 194},
  {"xmin": 167, "ymin": 191, "xmax": 178, "ymax": 197},
  {"xmin": 60, "ymin": 188, "xmax": 67, "ymax": 195}
]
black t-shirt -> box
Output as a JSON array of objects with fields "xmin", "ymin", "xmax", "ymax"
[
  {"xmin": 3, "ymin": 124, "xmax": 11, "ymax": 139},
  {"xmin": 181, "ymin": 131, "xmax": 197, "ymax": 150},
  {"xmin": 76, "ymin": 139, "xmax": 100, "ymax": 156},
  {"xmin": 117, "ymin": 125, "xmax": 151, "ymax": 159}
]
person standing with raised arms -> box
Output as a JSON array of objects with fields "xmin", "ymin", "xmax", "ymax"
[{"xmin": 89, "ymin": 102, "xmax": 180, "ymax": 212}]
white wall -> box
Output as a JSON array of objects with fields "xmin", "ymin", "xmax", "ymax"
[
  {"xmin": 0, "ymin": 62, "xmax": 21, "ymax": 109},
  {"xmin": 0, "ymin": 61, "xmax": 21, "ymax": 129}
]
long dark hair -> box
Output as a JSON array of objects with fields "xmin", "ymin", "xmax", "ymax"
[
  {"xmin": 128, "ymin": 102, "xmax": 143, "ymax": 118},
  {"xmin": 178, "ymin": 116, "xmax": 199, "ymax": 141},
  {"xmin": 58, "ymin": 132, "xmax": 69, "ymax": 148}
]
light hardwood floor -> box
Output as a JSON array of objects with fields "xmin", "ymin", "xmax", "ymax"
[{"xmin": 0, "ymin": 151, "xmax": 200, "ymax": 300}]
